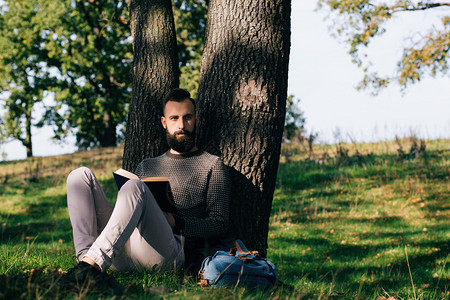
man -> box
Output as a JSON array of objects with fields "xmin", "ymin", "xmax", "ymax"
[{"xmin": 64, "ymin": 88, "xmax": 230, "ymax": 284}]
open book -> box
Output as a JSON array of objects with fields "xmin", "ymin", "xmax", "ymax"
[{"xmin": 113, "ymin": 168, "xmax": 177, "ymax": 214}]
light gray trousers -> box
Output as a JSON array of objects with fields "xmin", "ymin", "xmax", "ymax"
[{"xmin": 66, "ymin": 167, "xmax": 184, "ymax": 272}]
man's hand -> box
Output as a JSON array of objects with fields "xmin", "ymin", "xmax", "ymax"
[{"xmin": 163, "ymin": 212, "xmax": 175, "ymax": 230}]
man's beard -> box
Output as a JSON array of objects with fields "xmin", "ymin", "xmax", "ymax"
[{"xmin": 166, "ymin": 126, "xmax": 196, "ymax": 154}]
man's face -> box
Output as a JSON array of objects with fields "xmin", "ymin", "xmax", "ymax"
[{"xmin": 161, "ymin": 99, "xmax": 198, "ymax": 154}]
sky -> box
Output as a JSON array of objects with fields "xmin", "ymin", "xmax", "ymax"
[
  {"xmin": 1, "ymin": 1, "xmax": 450, "ymax": 161},
  {"xmin": 289, "ymin": 1, "xmax": 450, "ymax": 143}
]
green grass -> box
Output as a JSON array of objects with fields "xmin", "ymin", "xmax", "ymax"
[{"xmin": 0, "ymin": 139, "xmax": 448, "ymax": 299}]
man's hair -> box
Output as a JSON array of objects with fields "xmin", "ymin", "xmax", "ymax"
[{"xmin": 162, "ymin": 88, "xmax": 196, "ymax": 115}]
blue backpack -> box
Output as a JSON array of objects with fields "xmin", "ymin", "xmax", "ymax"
[{"xmin": 197, "ymin": 240, "xmax": 278, "ymax": 289}]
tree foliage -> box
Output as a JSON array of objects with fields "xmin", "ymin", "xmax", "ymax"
[
  {"xmin": 318, "ymin": 0, "xmax": 450, "ymax": 95},
  {"xmin": 43, "ymin": 0, "xmax": 132, "ymax": 149},
  {"xmin": 0, "ymin": 0, "xmax": 132, "ymax": 155},
  {"xmin": 0, "ymin": 0, "xmax": 63, "ymax": 157}
]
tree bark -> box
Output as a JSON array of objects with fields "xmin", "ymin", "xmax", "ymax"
[
  {"xmin": 197, "ymin": 0, "xmax": 291, "ymax": 256},
  {"xmin": 99, "ymin": 112, "xmax": 117, "ymax": 147},
  {"xmin": 123, "ymin": 0, "xmax": 179, "ymax": 171},
  {"xmin": 25, "ymin": 105, "xmax": 33, "ymax": 158}
]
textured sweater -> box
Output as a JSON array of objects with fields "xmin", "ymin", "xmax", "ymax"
[{"xmin": 134, "ymin": 150, "xmax": 230, "ymax": 239}]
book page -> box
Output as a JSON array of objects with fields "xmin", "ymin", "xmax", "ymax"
[
  {"xmin": 114, "ymin": 168, "xmax": 139, "ymax": 180},
  {"xmin": 141, "ymin": 177, "xmax": 169, "ymax": 182}
]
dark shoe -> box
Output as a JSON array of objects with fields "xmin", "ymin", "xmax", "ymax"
[
  {"xmin": 62, "ymin": 261, "xmax": 101, "ymax": 283},
  {"xmin": 61, "ymin": 261, "xmax": 122, "ymax": 295}
]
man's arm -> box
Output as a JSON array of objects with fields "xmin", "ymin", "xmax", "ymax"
[{"xmin": 173, "ymin": 159, "xmax": 230, "ymax": 238}]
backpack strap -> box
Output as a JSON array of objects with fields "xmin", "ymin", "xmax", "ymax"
[{"xmin": 233, "ymin": 239, "xmax": 250, "ymax": 254}]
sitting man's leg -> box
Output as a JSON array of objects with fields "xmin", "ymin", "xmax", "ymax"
[
  {"xmin": 67, "ymin": 167, "xmax": 184, "ymax": 273},
  {"xmin": 81, "ymin": 179, "xmax": 184, "ymax": 271},
  {"xmin": 67, "ymin": 167, "xmax": 113, "ymax": 262},
  {"xmin": 65, "ymin": 167, "xmax": 119, "ymax": 288}
]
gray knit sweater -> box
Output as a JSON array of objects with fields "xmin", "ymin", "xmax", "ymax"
[{"xmin": 134, "ymin": 150, "xmax": 230, "ymax": 239}]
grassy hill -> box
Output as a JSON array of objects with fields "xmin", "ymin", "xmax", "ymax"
[{"xmin": 0, "ymin": 138, "xmax": 448, "ymax": 299}]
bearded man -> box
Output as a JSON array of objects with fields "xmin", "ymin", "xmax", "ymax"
[{"xmin": 63, "ymin": 88, "xmax": 230, "ymax": 285}]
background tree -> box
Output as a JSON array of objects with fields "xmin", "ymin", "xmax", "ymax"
[
  {"xmin": 283, "ymin": 95, "xmax": 306, "ymax": 142},
  {"xmin": 0, "ymin": 0, "xmax": 133, "ymax": 154},
  {"xmin": 122, "ymin": 0, "xmax": 179, "ymax": 171},
  {"xmin": 0, "ymin": 0, "xmax": 62, "ymax": 158},
  {"xmin": 318, "ymin": 0, "xmax": 450, "ymax": 95},
  {"xmin": 43, "ymin": 0, "xmax": 132, "ymax": 149},
  {"xmin": 196, "ymin": 0, "xmax": 291, "ymax": 254}
]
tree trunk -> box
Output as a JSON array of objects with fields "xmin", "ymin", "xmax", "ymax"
[
  {"xmin": 99, "ymin": 112, "xmax": 117, "ymax": 147},
  {"xmin": 123, "ymin": 0, "xmax": 179, "ymax": 171},
  {"xmin": 197, "ymin": 0, "xmax": 291, "ymax": 256},
  {"xmin": 25, "ymin": 106, "xmax": 33, "ymax": 158}
]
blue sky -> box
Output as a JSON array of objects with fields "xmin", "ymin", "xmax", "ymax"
[
  {"xmin": 289, "ymin": 1, "xmax": 450, "ymax": 143},
  {"xmin": 2, "ymin": 1, "xmax": 449, "ymax": 161}
]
